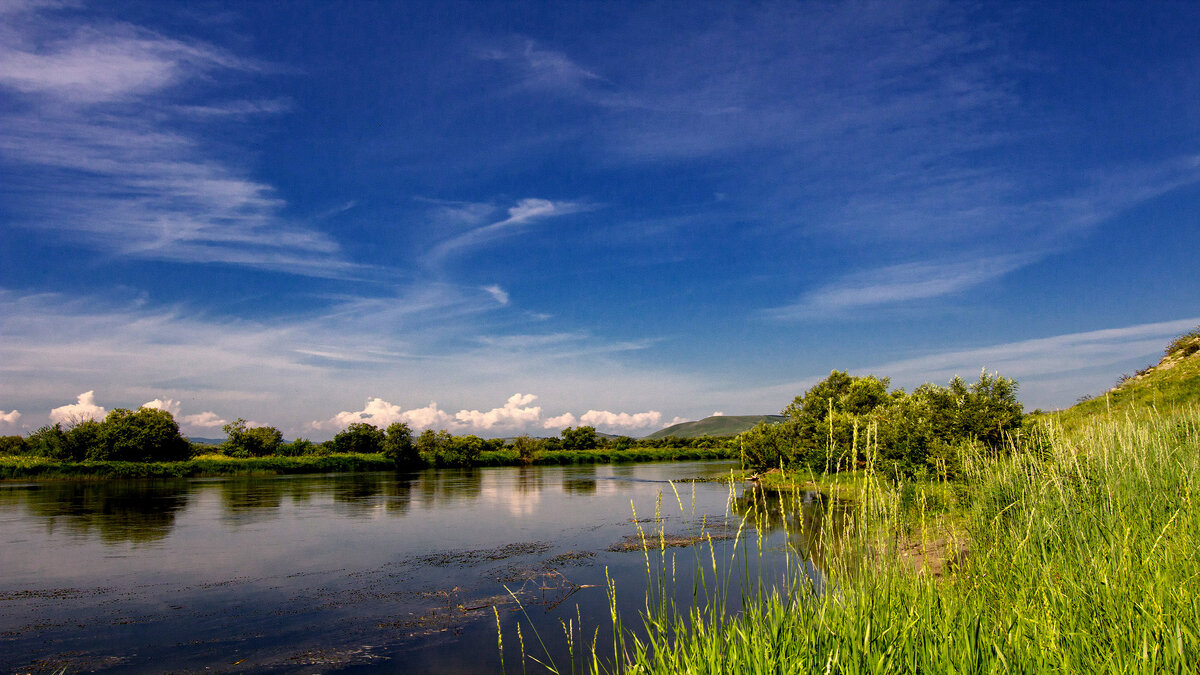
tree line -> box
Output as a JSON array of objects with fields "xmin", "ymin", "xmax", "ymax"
[{"xmin": 0, "ymin": 411, "xmax": 727, "ymax": 468}]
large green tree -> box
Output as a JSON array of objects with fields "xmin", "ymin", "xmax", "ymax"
[
  {"xmin": 98, "ymin": 408, "xmax": 192, "ymax": 462},
  {"xmin": 382, "ymin": 422, "xmax": 421, "ymax": 467},
  {"xmin": 560, "ymin": 425, "xmax": 600, "ymax": 451},
  {"xmin": 332, "ymin": 422, "xmax": 385, "ymax": 455}
]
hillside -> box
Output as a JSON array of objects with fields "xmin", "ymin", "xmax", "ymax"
[
  {"xmin": 1055, "ymin": 326, "xmax": 1200, "ymax": 426},
  {"xmin": 643, "ymin": 414, "xmax": 784, "ymax": 440}
]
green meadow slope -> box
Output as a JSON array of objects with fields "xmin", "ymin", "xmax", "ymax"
[
  {"xmin": 643, "ymin": 414, "xmax": 784, "ymax": 440},
  {"xmin": 1053, "ymin": 326, "xmax": 1200, "ymax": 428}
]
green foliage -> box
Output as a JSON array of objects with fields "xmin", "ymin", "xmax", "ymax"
[
  {"xmin": 510, "ymin": 434, "xmax": 539, "ymax": 464},
  {"xmin": 26, "ymin": 424, "xmax": 71, "ymax": 460},
  {"xmin": 741, "ymin": 370, "xmax": 1024, "ymax": 474},
  {"xmin": 277, "ymin": 438, "xmax": 316, "ymax": 456},
  {"xmin": 98, "ymin": 408, "xmax": 192, "ymax": 462},
  {"xmin": 737, "ymin": 422, "xmax": 792, "ymax": 471},
  {"xmin": 0, "ymin": 435, "xmax": 27, "ymax": 456},
  {"xmin": 382, "ymin": 422, "xmax": 421, "ymax": 467},
  {"xmin": 221, "ymin": 418, "xmax": 283, "ymax": 458},
  {"xmin": 560, "ymin": 425, "xmax": 600, "ymax": 451},
  {"xmin": 332, "ymin": 422, "xmax": 385, "ymax": 455},
  {"xmin": 70, "ymin": 419, "xmax": 107, "ymax": 460},
  {"xmin": 25, "ymin": 409, "xmax": 191, "ymax": 462},
  {"xmin": 443, "ymin": 434, "xmax": 484, "ymax": 467}
]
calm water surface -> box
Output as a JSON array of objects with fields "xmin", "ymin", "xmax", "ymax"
[{"xmin": 0, "ymin": 461, "xmax": 841, "ymax": 673}]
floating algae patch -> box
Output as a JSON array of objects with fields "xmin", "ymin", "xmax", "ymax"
[
  {"xmin": 286, "ymin": 644, "xmax": 388, "ymax": 666},
  {"xmin": 405, "ymin": 541, "xmax": 552, "ymax": 568},
  {"xmin": 607, "ymin": 530, "xmax": 736, "ymax": 552},
  {"xmin": 546, "ymin": 549, "xmax": 596, "ymax": 566}
]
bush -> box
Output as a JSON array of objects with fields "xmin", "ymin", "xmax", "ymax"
[
  {"xmin": 741, "ymin": 369, "xmax": 1025, "ymax": 474},
  {"xmin": 26, "ymin": 424, "xmax": 70, "ymax": 460},
  {"xmin": 332, "ymin": 422, "xmax": 385, "ymax": 455},
  {"xmin": 382, "ymin": 422, "xmax": 421, "ymax": 467},
  {"xmin": 510, "ymin": 435, "xmax": 539, "ymax": 464},
  {"xmin": 96, "ymin": 408, "xmax": 192, "ymax": 462},
  {"xmin": 222, "ymin": 418, "xmax": 284, "ymax": 457},
  {"xmin": 415, "ymin": 429, "xmax": 482, "ymax": 467},
  {"xmin": 1165, "ymin": 325, "xmax": 1200, "ymax": 358},
  {"xmin": 278, "ymin": 438, "xmax": 316, "ymax": 456},
  {"xmin": 561, "ymin": 426, "xmax": 600, "ymax": 451},
  {"xmin": 0, "ymin": 435, "xmax": 27, "ymax": 456}
]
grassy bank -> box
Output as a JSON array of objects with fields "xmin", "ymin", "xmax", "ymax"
[
  {"xmin": 543, "ymin": 406, "xmax": 1199, "ymax": 673},
  {"xmin": 0, "ymin": 445, "xmax": 737, "ymax": 481}
]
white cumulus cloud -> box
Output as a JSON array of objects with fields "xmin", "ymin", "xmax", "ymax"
[
  {"xmin": 580, "ymin": 409, "xmax": 662, "ymax": 430},
  {"xmin": 181, "ymin": 411, "xmax": 227, "ymax": 428},
  {"xmin": 543, "ymin": 412, "xmax": 577, "ymax": 429},
  {"xmin": 455, "ymin": 393, "xmax": 541, "ymax": 430},
  {"xmin": 317, "ymin": 398, "xmax": 456, "ymax": 432},
  {"xmin": 141, "ymin": 398, "xmax": 181, "ymax": 416},
  {"xmin": 49, "ymin": 390, "xmax": 106, "ymax": 424},
  {"xmin": 0, "ymin": 409, "xmax": 20, "ymax": 427}
]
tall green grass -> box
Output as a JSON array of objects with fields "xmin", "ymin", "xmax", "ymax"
[{"xmin": 528, "ymin": 407, "xmax": 1200, "ymax": 673}]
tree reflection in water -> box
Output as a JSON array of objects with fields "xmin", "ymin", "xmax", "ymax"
[
  {"xmin": 14, "ymin": 480, "xmax": 189, "ymax": 545},
  {"xmin": 562, "ymin": 464, "xmax": 598, "ymax": 495},
  {"xmin": 732, "ymin": 485, "xmax": 857, "ymax": 578}
]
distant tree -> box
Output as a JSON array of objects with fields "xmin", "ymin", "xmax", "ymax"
[
  {"xmin": 26, "ymin": 425, "xmax": 70, "ymax": 460},
  {"xmin": 222, "ymin": 418, "xmax": 283, "ymax": 458},
  {"xmin": 560, "ymin": 426, "xmax": 599, "ymax": 451},
  {"xmin": 611, "ymin": 436, "xmax": 634, "ymax": 451},
  {"xmin": 442, "ymin": 434, "xmax": 484, "ymax": 467},
  {"xmin": 278, "ymin": 438, "xmax": 316, "ymax": 456},
  {"xmin": 415, "ymin": 429, "xmax": 453, "ymax": 464},
  {"xmin": 511, "ymin": 435, "xmax": 539, "ymax": 464},
  {"xmin": 382, "ymin": 422, "xmax": 421, "ymax": 467},
  {"xmin": 0, "ymin": 435, "xmax": 27, "ymax": 456},
  {"xmin": 332, "ymin": 422, "xmax": 385, "ymax": 455},
  {"xmin": 97, "ymin": 408, "xmax": 192, "ymax": 462},
  {"xmin": 69, "ymin": 419, "xmax": 106, "ymax": 461}
]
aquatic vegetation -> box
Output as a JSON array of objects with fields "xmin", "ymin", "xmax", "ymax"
[{"xmin": 510, "ymin": 406, "xmax": 1200, "ymax": 673}]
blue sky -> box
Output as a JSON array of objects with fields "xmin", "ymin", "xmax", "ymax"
[{"xmin": 2, "ymin": 0, "xmax": 1198, "ymax": 439}]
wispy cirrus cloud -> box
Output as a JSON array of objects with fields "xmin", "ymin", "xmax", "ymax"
[
  {"xmin": 0, "ymin": 3, "xmax": 352, "ymax": 276},
  {"xmin": 767, "ymin": 254, "xmax": 1036, "ymax": 320},
  {"xmin": 424, "ymin": 198, "xmax": 587, "ymax": 268},
  {"xmin": 869, "ymin": 318, "xmax": 1200, "ymax": 386},
  {"xmin": 0, "ymin": 288, "xmax": 699, "ymax": 436}
]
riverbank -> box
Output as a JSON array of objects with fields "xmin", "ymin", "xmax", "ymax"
[
  {"xmin": 580, "ymin": 406, "xmax": 1200, "ymax": 673},
  {"xmin": 0, "ymin": 445, "xmax": 737, "ymax": 481}
]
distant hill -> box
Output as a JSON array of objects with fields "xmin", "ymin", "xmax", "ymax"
[
  {"xmin": 642, "ymin": 414, "xmax": 785, "ymax": 440},
  {"xmin": 1055, "ymin": 326, "xmax": 1200, "ymax": 426},
  {"xmin": 187, "ymin": 437, "xmax": 224, "ymax": 446}
]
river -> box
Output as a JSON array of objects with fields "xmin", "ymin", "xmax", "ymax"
[{"xmin": 0, "ymin": 460, "xmax": 843, "ymax": 673}]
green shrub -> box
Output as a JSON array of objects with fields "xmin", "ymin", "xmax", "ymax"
[
  {"xmin": 332, "ymin": 422, "xmax": 385, "ymax": 455},
  {"xmin": 0, "ymin": 435, "xmax": 27, "ymax": 456},
  {"xmin": 382, "ymin": 422, "xmax": 421, "ymax": 467},
  {"xmin": 221, "ymin": 418, "xmax": 283, "ymax": 457}
]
